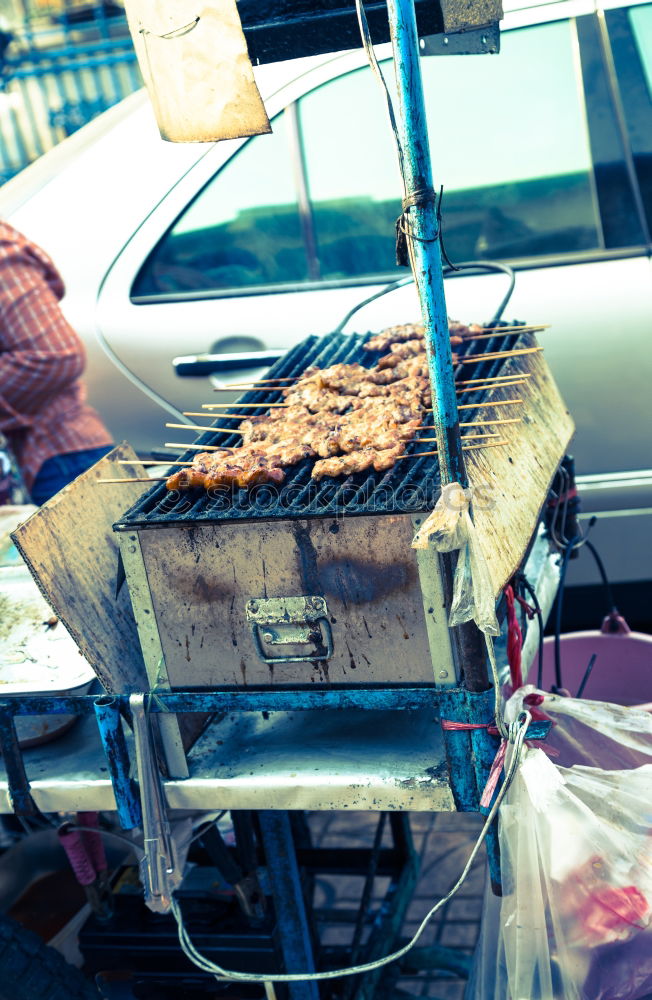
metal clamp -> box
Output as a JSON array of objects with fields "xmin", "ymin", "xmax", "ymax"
[{"xmin": 245, "ymin": 596, "xmax": 334, "ymax": 664}]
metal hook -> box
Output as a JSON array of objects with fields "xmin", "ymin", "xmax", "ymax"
[{"xmin": 140, "ymin": 16, "xmax": 200, "ymax": 40}]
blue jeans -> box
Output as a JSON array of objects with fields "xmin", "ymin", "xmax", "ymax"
[{"xmin": 31, "ymin": 445, "xmax": 114, "ymax": 505}]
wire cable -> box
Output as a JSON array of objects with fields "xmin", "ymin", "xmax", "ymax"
[
  {"xmin": 553, "ymin": 533, "xmax": 583, "ymax": 690},
  {"xmin": 518, "ymin": 572, "xmax": 545, "ymax": 690},
  {"xmin": 67, "ymin": 824, "xmax": 145, "ymax": 858},
  {"xmin": 169, "ymin": 713, "xmax": 531, "ymax": 984},
  {"xmin": 333, "ymin": 262, "xmax": 516, "ymax": 335},
  {"xmin": 333, "ymin": 275, "xmax": 415, "ymax": 333},
  {"xmin": 584, "ymin": 539, "xmax": 616, "ymax": 615}
]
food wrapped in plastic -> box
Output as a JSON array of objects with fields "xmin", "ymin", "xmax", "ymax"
[{"xmin": 469, "ymin": 691, "xmax": 652, "ymax": 1000}]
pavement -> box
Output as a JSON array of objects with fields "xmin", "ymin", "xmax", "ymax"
[{"xmin": 308, "ymin": 810, "xmax": 486, "ymax": 999}]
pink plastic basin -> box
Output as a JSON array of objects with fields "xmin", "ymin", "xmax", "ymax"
[{"xmin": 540, "ymin": 630, "xmax": 652, "ymax": 705}]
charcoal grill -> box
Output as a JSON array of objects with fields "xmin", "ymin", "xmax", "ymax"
[
  {"xmin": 120, "ymin": 328, "xmax": 520, "ymax": 525},
  {"xmin": 114, "ymin": 328, "xmax": 573, "ymax": 712}
]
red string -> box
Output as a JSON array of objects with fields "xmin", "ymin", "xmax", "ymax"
[
  {"xmin": 440, "ymin": 720, "xmax": 500, "ymax": 735},
  {"xmin": 515, "ymin": 593, "xmax": 536, "ymax": 620},
  {"xmin": 505, "ymin": 584, "xmax": 524, "ymax": 690}
]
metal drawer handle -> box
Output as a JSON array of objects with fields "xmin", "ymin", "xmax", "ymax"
[{"xmin": 245, "ymin": 596, "xmax": 334, "ymax": 665}]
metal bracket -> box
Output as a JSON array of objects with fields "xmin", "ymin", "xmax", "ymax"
[
  {"xmin": 421, "ymin": 22, "xmax": 500, "ymax": 55},
  {"xmin": 245, "ymin": 596, "xmax": 334, "ymax": 664}
]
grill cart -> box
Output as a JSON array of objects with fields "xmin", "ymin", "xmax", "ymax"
[{"xmin": 1, "ymin": 1, "xmax": 574, "ymax": 996}]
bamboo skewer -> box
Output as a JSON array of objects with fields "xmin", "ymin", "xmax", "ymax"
[
  {"xmin": 100, "ymin": 436, "xmax": 511, "ymax": 482},
  {"xmin": 213, "ymin": 348, "xmax": 542, "ymax": 390},
  {"xmin": 419, "ymin": 432, "xmax": 499, "ymax": 442},
  {"xmin": 219, "ymin": 326, "xmax": 548, "ymax": 388},
  {"xmin": 398, "ymin": 439, "xmax": 508, "ymax": 459},
  {"xmin": 181, "ymin": 414, "xmax": 521, "ymax": 430},
  {"xmin": 463, "ymin": 323, "xmax": 547, "ymax": 334},
  {"xmin": 459, "ymin": 346, "xmax": 542, "ymax": 365},
  {"xmin": 460, "ymin": 417, "xmax": 521, "ymax": 427},
  {"xmin": 455, "ymin": 373, "xmax": 532, "ymax": 386},
  {"xmin": 98, "ymin": 477, "xmax": 169, "ymax": 484},
  {"xmin": 201, "ymin": 396, "xmax": 288, "ymax": 400},
  {"xmin": 166, "ymin": 422, "xmax": 241, "ymax": 433},
  {"xmin": 197, "ymin": 383, "xmax": 529, "ymax": 418},
  {"xmin": 147, "ymin": 429, "xmax": 505, "ymax": 464},
  {"xmin": 162, "ymin": 419, "xmax": 519, "ymax": 456},
  {"xmin": 204, "ymin": 373, "xmax": 532, "ymax": 402},
  {"xmin": 461, "ymin": 327, "xmax": 546, "ymax": 341},
  {"xmin": 418, "ymin": 417, "xmax": 521, "ymax": 429},
  {"xmin": 222, "ymin": 376, "xmax": 295, "ymax": 386},
  {"xmin": 185, "ymin": 412, "xmax": 247, "ymax": 418},
  {"xmin": 117, "ymin": 459, "xmax": 194, "ymax": 467},
  {"xmin": 165, "ymin": 442, "xmax": 234, "ymax": 452},
  {"xmin": 168, "ymin": 399, "xmax": 523, "ymax": 434},
  {"xmin": 456, "ymin": 398, "xmax": 522, "ymax": 411}
]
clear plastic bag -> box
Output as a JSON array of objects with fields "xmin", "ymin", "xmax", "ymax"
[
  {"xmin": 507, "ymin": 686, "xmax": 652, "ymax": 770},
  {"xmin": 469, "ymin": 693, "xmax": 652, "ymax": 1000},
  {"xmin": 412, "ymin": 482, "xmax": 499, "ymax": 636}
]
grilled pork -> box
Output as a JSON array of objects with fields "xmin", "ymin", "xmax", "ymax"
[{"xmin": 165, "ymin": 318, "xmax": 483, "ymax": 491}]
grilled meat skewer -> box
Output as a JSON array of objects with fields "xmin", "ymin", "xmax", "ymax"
[
  {"xmin": 363, "ymin": 319, "xmax": 480, "ymax": 353},
  {"xmin": 166, "ymin": 318, "xmax": 506, "ymax": 491}
]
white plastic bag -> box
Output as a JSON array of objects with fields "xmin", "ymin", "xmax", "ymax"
[{"xmin": 470, "ymin": 692, "xmax": 652, "ymax": 1000}]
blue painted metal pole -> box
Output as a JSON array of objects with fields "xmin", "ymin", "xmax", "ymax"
[
  {"xmin": 258, "ymin": 811, "xmax": 319, "ymax": 1000},
  {"xmin": 94, "ymin": 696, "xmax": 142, "ymax": 830},
  {"xmin": 384, "ymin": 0, "xmax": 467, "ymax": 489}
]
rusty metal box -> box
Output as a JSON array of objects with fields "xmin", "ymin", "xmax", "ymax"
[{"xmin": 118, "ymin": 513, "xmax": 455, "ymax": 690}]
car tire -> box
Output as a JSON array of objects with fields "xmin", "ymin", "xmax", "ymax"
[{"xmin": 0, "ymin": 913, "xmax": 99, "ymax": 1000}]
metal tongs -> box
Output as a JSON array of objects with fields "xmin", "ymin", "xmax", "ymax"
[{"xmin": 130, "ymin": 693, "xmax": 178, "ymax": 913}]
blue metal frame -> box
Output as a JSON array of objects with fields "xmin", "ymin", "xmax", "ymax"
[
  {"xmin": 385, "ymin": 0, "xmax": 466, "ymax": 487},
  {"xmin": 0, "ymin": 688, "xmax": 551, "ymax": 724},
  {"xmin": 0, "ymin": 689, "xmax": 549, "ymax": 793},
  {"xmin": 258, "ymin": 812, "xmax": 320, "ymax": 1000},
  {"xmin": 0, "ymin": 686, "xmax": 548, "ymax": 890}
]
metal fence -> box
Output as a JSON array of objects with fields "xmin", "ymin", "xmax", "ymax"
[{"xmin": 0, "ymin": 2, "xmax": 141, "ymax": 184}]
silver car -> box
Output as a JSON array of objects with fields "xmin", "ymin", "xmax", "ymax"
[{"xmin": 1, "ymin": 0, "xmax": 651, "ymax": 603}]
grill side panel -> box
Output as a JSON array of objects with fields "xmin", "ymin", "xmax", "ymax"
[{"xmin": 136, "ymin": 515, "xmax": 452, "ymax": 686}]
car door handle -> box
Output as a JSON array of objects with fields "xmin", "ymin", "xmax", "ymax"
[{"xmin": 173, "ymin": 350, "xmax": 286, "ymax": 376}]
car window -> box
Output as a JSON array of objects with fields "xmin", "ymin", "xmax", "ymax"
[
  {"xmin": 298, "ymin": 19, "xmax": 603, "ymax": 279},
  {"xmin": 631, "ymin": 4, "xmax": 652, "ymax": 86},
  {"xmin": 296, "ymin": 65, "xmax": 402, "ymax": 281},
  {"xmin": 606, "ymin": 3, "xmax": 652, "ymax": 237},
  {"xmin": 132, "ymin": 114, "xmax": 308, "ymax": 296}
]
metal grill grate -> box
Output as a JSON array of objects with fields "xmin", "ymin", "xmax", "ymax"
[{"xmin": 115, "ymin": 328, "xmax": 519, "ymax": 527}]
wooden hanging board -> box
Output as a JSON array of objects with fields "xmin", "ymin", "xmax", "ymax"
[{"xmin": 124, "ymin": 0, "xmax": 271, "ymax": 142}]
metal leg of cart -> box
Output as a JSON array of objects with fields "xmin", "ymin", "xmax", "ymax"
[{"xmin": 258, "ymin": 810, "xmax": 320, "ymax": 1000}]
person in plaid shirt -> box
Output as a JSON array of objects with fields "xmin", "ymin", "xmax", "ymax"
[{"xmin": 0, "ymin": 221, "xmax": 113, "ymax": 505}]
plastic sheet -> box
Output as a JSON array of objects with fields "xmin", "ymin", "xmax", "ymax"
[
  {"xmin": 412, "ymin": 482, "xmax": 499, "ymax": 636},
  {"xmin": 507, "ymin": 686, "xmax": 652, "ymax": 770},
  {"xmin": 469, "ymin": 692, "xmax": 652, "ymax": 1000}
]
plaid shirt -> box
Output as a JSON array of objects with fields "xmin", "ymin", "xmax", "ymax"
[{"xmin": 0, "ymin": 221, "xmax": 112, "ymax": 489}]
